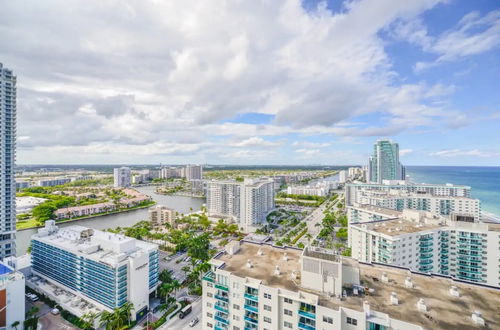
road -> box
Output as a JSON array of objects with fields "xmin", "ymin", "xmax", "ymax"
[
  {"xmin": 297, "ymin": 193, "xmax": 343, "ymax": 245},
  {"xmin": 159, "ymin": 298, "xmax": 202, "ymax": 330}
]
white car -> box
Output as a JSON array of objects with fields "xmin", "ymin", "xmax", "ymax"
[
  {"xmin": 51, "ymin": 308, "xmax": 60, "ymax": 315},
  {"xmin": 189, "ymin": 317, "xmax": 199, "ymax": 327}
]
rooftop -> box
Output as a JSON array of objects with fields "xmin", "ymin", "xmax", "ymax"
[
  {"xmin": 350, "ymin": 204, "xmax": 402, "ymax": 218},
  {"xmin": 358, "ymin": 218, "xmax": 442, "ymax": 236},
  {"xmin": 216, "ymin": 242, "xmax": 302, "ymax": 291},
  {"xmin": 324, "ymin": 262, "xmax": 500, "ymax": 330},
  {"xmin": 214, "ymin": 241, "xmax": 500, "ymax": 329}
]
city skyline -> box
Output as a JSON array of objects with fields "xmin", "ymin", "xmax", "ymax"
[{"xmin": 2, "ymin": 0, "xmax": 500, "ymax": 166}]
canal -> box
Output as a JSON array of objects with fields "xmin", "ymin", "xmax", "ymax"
[{"xmin": 16, "ymin": 185, "xmax": 205, "ymax": 256}]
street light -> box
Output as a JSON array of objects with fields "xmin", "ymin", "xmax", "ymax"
[{"xmin": 145, "ymin": 310, "xmax": 154, "ymax": 330}]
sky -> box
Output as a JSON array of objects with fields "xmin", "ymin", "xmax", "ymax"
[{"xmin": 2, "ymin": 0, "xmax": 500, "ymax": 166}]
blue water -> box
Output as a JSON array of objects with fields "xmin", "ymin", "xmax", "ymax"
[{"xmin": 406, "ymin": 166, "xmax": 500, "ymax": 218}]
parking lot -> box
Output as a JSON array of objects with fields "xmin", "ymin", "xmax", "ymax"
[
  {"xmin": 158, "ymin": 250, "xmax": 191, "ymax": 283},
  {"xmin": 26, "ymin": 298, "xmax": 77, "ymax": 330}
]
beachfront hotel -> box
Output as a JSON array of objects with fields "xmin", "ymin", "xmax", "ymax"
[
  {"xmin": 0, "ymin": 63, "xmax": 17, "ymax": 258},
  {"xmin": 347, "ymin": 206, "xmax": 500, "ymax": 287},
  {"xmin": 202, "ymin": 240, "xmax": 500, "ymax": 330},
  {"xmin": 30, "ymin": 221, "xmax": 159, "ymax": 319}
]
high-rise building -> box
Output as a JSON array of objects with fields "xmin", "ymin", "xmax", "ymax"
[
  {"xmin": 201, "ymin": 241, "xmax": 498, "ymax": 330},
  {"xmin": 206, "ymin": 178, "xmax": 275, "ymax": 230},
  {"xmin": 31, "ymin": 221, "xmax": 159, "ymax": 319},
  {"xmin": 0, "ymin": 63, "xmax": 16, "ymax": 258},
  {"xmin": 148, "ymin": 205, "xmax": 176, "ymax": 227},
  {"xmin": 368, "ymin": 139, "xmax": 405, "ymax": 183},
  {"xmin": 348, "ymin": 206, "xmax": 500, "ymax": 286},
  {"xmin": 113, "ymin": 167, "xmax": 131, "ymax": 187},
  {"xmin": 184, "ymin": 164, "xmax": 203, "ymax": 181}
]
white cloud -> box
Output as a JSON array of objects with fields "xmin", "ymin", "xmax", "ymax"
[
  {"xmin": 230, "ymin": 137, "xmax": 282, "ymax": 148},
  {"xmin": 295, "ymin": 148, "xmax": 321, "ymax": 156},
  {"xmin": 400, "ymin": 148, "xmax": 413, "ymax": 156},
  {"xmin": 429, "ymin": 149, "xmax": 500, "ymax": 158}
]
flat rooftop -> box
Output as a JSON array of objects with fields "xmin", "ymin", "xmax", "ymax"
[
  {"xmin": 322, "ymin": 263, "xmax": 500, "ymax": 330},
  {"xmin": 350, "ymin": 204, "xmax": 402, "ymax": 218},
  {"xmin": 215, "ymin": 241, "xmax": 500, "ymax": 329},
  {"xmin": 216, "ymin": 242, "xmax": 302, "ymax": 291},
  {"xmin": 357, "ymin": 218, "xmax": 442, "ymax": 236}
]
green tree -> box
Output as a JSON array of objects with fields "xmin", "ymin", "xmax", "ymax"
[{"xmin": 11, "ymin": 321, "xmax": 20, "ymax": 330}]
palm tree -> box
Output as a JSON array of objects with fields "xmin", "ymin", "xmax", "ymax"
[
  {"xmin": 119, "ymin": 302, "xmax": 134, "ymax": 326},
  {"xmin": 81, "ymin": 312, "xmax": 98, "ymax": 330}
]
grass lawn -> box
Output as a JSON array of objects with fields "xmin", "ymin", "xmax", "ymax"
[{"xmin": 17, "ymin": 218, "xmax": 40, "ymax": 230}]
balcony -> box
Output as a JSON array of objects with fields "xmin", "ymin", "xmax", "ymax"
[
  {"xmin": 215, "ymin": 304, "xmax": 229, "ymax": 314},
  {"xmin": 203, "ymin": 271, "xmax": 215, "ymax": 283},
  {"xmin": 215, "ymin": 283, "xmax": 229, "ymax": 291},
  {"xmin": 244, "ymin": 316, "xmax": 258, "ymax": 324},
  {"xmin": 215, "ymin": 294, "xmax": 229, "ymax": 303},
  {"xmin": 244, "ymin": 304, "xmax": 258, "ymax": 313},
  {"xmin": 298, "ymin": 309, "xmax": 316, "ymax": 320},
  {"xmin": 244, "ymin": 293, "xmax": 258, "ymax": 302},
  {"xmin": 215, "ymin": 314, "xmax": 229, "ymax": 325},
  {"xmin": 419, "ymin": 259, "xmax": 433, "ymax": 265},
  {"xmin": 298, "ymin": 322, "xmax": 316, "ymax": 330}
]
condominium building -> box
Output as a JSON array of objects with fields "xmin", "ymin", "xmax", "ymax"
[
  {"xmin": 148, "ymin": 205, "xmax": 176, "ymax": 227},
  {"xmin": 338, "ymin": 170, "xmax": 347, "ymax": 184},
  {"xmin": 0, "ymin": 63, "xmax": 16, "ymax": 258},
  {"xmin": 0, "ymin": 261, "xmax": 25, "ymax": 330},
  {"xmin": 31, "ymin": 221, "xmax": 159, "ymax": 319},
  {"xmin": 36, "ymin": 177, "xmax": 71, "ymax": 187},
  {"xmin": 185, "ymin": 164, "xmax": 203, "ymax": 181},
  {"xmin": 207, "ymin": 178, "xmax": 275, "ymax": 230},
  {"xmin": 160, "ymin": 166, "xmax": 182, "ymax": 179},
  {"xmin": 114, "ymin": 167, "xmax": 131, "ymax": 187},
  {"xmin": 345, "ymin": 182, "xmax": 472, "ymax": 207},
  {"xmin": 286, "ymin": 186, "xmax": 328, "ymax": 197},
  {"xmin": 368, "ymin": 139, "xmax": 405, "ymax": 183},
  {"xmin": 348, "ymin": 206, "xmax": 500, "ymax": 286},
  {"xmin": 352, "ymin": 190, "xmax": 481, "ymax": 221},
  {"xmin": 202, "ymin": 241, "xmax": 500, "ymax": 330}
]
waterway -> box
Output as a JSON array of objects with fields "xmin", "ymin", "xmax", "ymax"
[{"xmin": 15, "ymin": 185, "xmax": 205, "ymax": 256}]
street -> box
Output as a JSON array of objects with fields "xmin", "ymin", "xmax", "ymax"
[{"xmin": 159, "ymin": 298, "xmax": 202, "ymax": 330}]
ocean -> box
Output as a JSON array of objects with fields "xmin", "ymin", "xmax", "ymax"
[{"xmin": 406, "ymin": 166, "xmax": 500, "ymax": 220}]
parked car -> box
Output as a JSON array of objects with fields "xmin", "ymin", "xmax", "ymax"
[
  {"xmin": 51, "ymin": 308, "xmax": 60, "ymax": 315},
  {"xmin": 189, "ymin": 317, "xmax": 199, "ymax": 327}
]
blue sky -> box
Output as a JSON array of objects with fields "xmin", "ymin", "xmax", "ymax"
[{"xmin": 2, "ymin": 0, "xmax": 499, "ymax": 165}]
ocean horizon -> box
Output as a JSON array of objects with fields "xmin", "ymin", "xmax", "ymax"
[{"xmin": 406, "ymin": 166, "xmax": 500, "ymax": 219}]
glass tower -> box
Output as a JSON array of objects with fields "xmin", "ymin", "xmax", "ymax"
[{"xmin": 369, "ymin": 139, "xmax": 404, "ymax": 183}]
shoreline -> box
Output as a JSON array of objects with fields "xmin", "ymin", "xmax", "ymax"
[{"xmin": 17, "ymin": 202, "xmax": 156, "ymax": 232}]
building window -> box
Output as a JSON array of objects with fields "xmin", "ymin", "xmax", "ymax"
[
  {"xmin": 207, "ymin": 302, "xmax": 212, "ymax": 307},
  {"xmin": 207, "ymin": 293, "xmax": 213, "ymax": 298},
  {"xmin": 284, "ymin": 309, "xmax": 292, "ymax": 316},
  {"xmin": 207, "ymin": 313, "xmax": 213, "ymax": 318},
  {"xmin": 284, "ymin": 321, "xmax": 293, "ymax": 328},
  {"xmin": 284, "ymin": 297, "xmax": 293, "ymax": 304},
  {"xmin": 264, "ymin": 305, "xmax": 271, "ymax": 311},
  {"xmin": 233, "ymin": 327, "xmax": 240, "ymax": 330},
  {"xmin": 233, "ymin": 315, "xmax": 240, "ymax": 321},
  {"xmin": 264, "ymin": 293, "xmax": 272, "ymax": 299},
  {"xmin": 233, "ymin": 282, "xmax": 239, "ymax": 289},
  {"xmin": 323, "ymin": 316, "xmax": 333, "ymax": 324},
  {"xmin": 207, "ymin": 323, "xmax": 213, "ymax": 328},
  {"xmin": 207, "ymin": 282, "xmax": 213, "ymax": 287},
  {"xmin": 233, "ymin": 304, "xmax": 240, "ymax": 310},
  {"xmin": 347, "ymin": 317, "xmax": 357, "ymax": 325},
  {"xmin": 264, "ymin": 316, "xmax": 271, "ymax": 323}
]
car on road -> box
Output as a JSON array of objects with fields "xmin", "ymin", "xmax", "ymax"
[
  {"xmin": 51, "ymin": 308, "xmax": 60, "ymax": 315},
  {"xmin": 189, "ymin": 317, "xmax": 199, "ymax": 327}
]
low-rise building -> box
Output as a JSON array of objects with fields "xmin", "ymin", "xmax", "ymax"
[
  {"xmin": 148, "ymin": 205, "xmax": 176, "ymax": 227},
  {"xmin": 0, "ymin": 261, "xmax": 25, "ymax": 330},
  {"xmin": 31, "ymin": 221, "xmax": 159, "ymax": 320},
  {"xmin": 36, "ymin": 177, "xmax": 71, "ymax": 187},
  {"xmin": 286, "ymin": 186, "xmax": 328, "ymax": 197},
  {"xmin": 202, "ymin": 241, "xmax": 500, "ymax": 330},
  {"xmin": 54, "ymin": 202, "xmax": 116, "ymax": 219},
  {"xmin": 348, "ymin": 206, "xmax": 500, "ymax": 286}
]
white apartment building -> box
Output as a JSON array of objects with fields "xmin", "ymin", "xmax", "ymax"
[
  {"xmin": 31, "ymin": 221, "xmax": 159, "ymax": 319},
  {"xmin": 345, "ymin": 182, "xmax": 472, "ymax": 207},
  {"xmin": 348, "ymin": 206, "xmax": 500, "ymax": 286},
  {"xmin": 202, "ymin": 241, "xmax": 499, "ymax": 330},
  {"xmin": 0, "ymin": 261, "xmax": 25, "ymax": 330},
  {"xmin": 114, "ymin": 167, "xmax": 131, "ymax": 187},
  {"xmin": 338, "ymin": 170, "xmax": 347, "ymax": 184},
  {"xmin": 0, "ymin": 63, "xmax": 16, "ymax": 258},
  {"xmin": 353, "ymin": 189, "xmax": 481, "ymax": 221},
  {"xmin": 148, "ymin": 205, "xmax": 175, "ymax": 227},
  {"xmin": 207, "ymin": 178, "xmax": 275, "ymax": 231},
  {"xmin": 36, "ymin": 177, "xmax": 71, "ymax": 187},
  {"xmin": 185, "ymin": 164, "xmax": 203, "ymax": 181}
]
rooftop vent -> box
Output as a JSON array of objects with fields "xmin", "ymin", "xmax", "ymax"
[
  {"xmin": 390, "ymin": 292, "xmax": 399, "ymax": 305},
  {"xmin": 472, "ymin": 311, "xmax": 485, "ymax": 326},
  {"xmin": 405, "ymin": 277, "xmax": 413, "ymax": 288},
  {"xmin": 257, "ymin": 248, "xmax": 263, "ymax": 256},
  {"xmin": 274, "ymin": 265, "xmax": 281, "ymax": 276},
  {"xmin": 381, "ymin": 272, "xmax": 389, "ymax": 283},
  {"xmin": 417, "ymin": 298, "xmax": 427, "ymax": 312},
  {"xmin": 290, "ymin": 270, "xmax": 298, "ymax": 279},
  {"xmin": 449, "ymin": 286, "xmax": 460, "ymax": 297},
  {"xmin": 246, "ymin": 259, "xmax": 253, "ymax": 268},
  {"xmin": 283, "ymin": 253, "xmax": 289, "ymax": 261}
]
